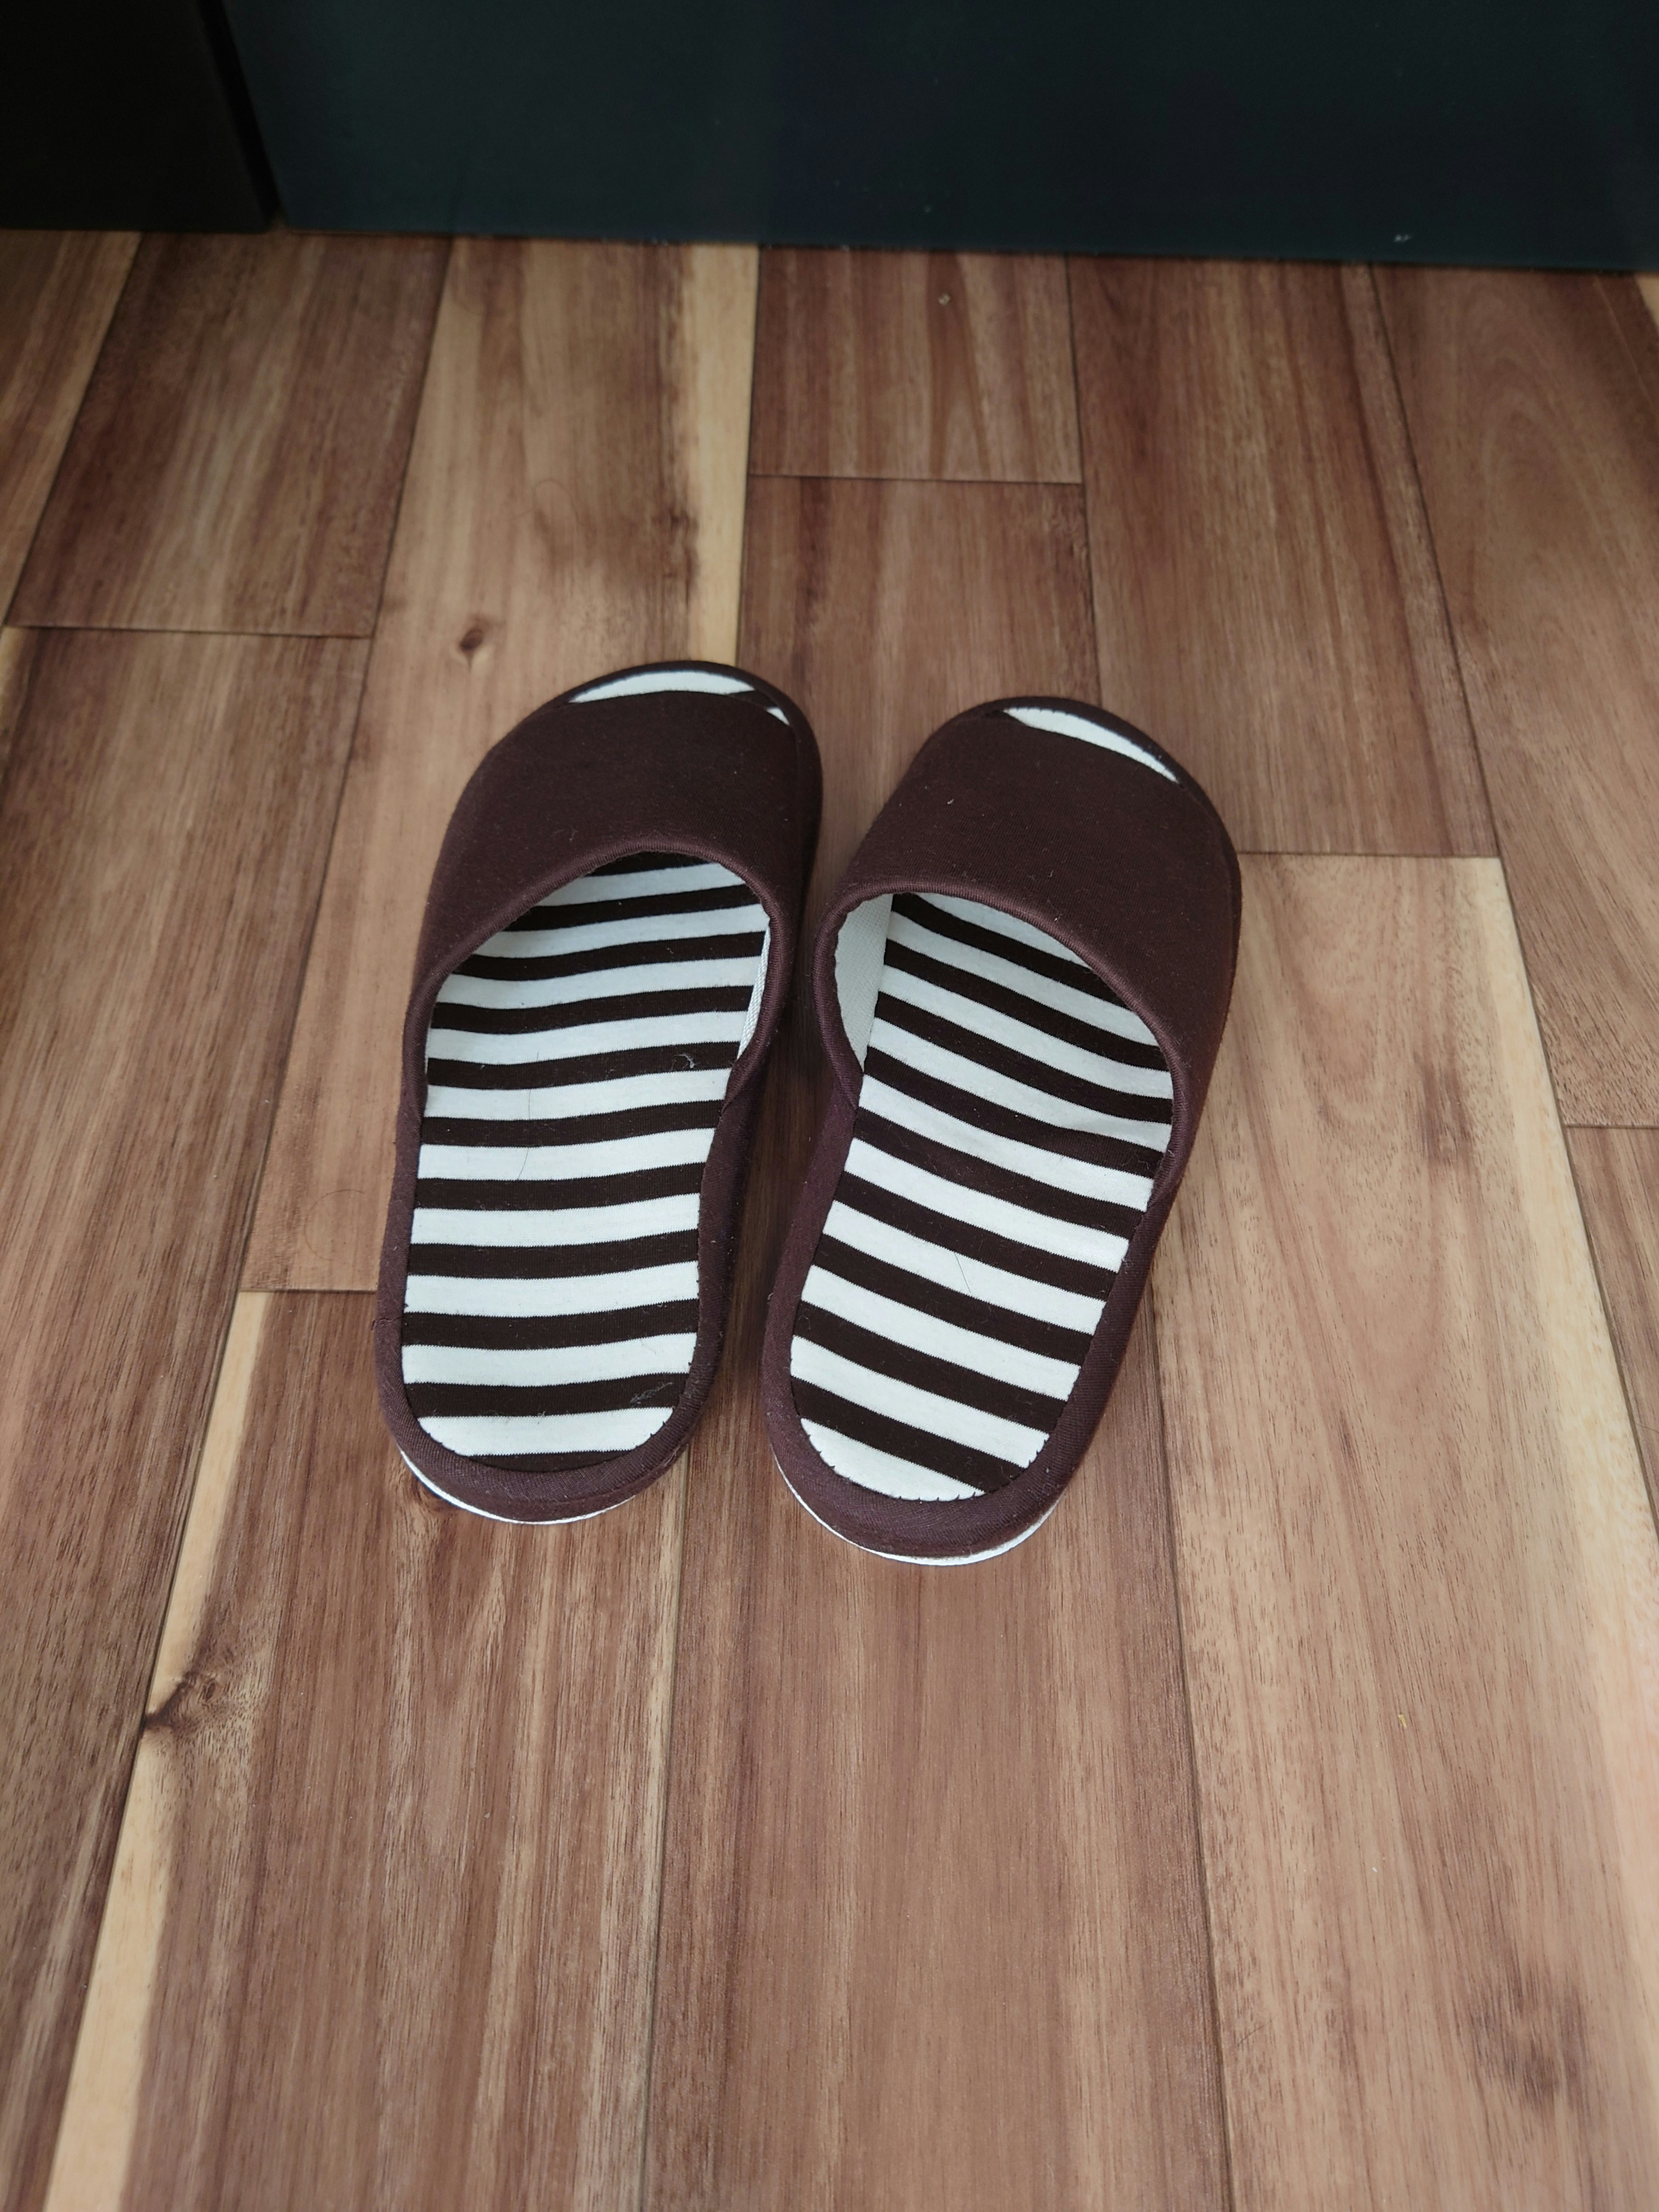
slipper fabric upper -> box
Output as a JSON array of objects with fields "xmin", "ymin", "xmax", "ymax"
[
  {"xmin": 762, "ymin": 697, "xmax": 1239, "ymax": 1561},
  {"xmin": 376, "ymin": 663, "xmax": 820, "ymax": 1522}
]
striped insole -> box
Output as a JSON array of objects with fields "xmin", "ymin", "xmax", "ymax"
[
  {"xmin": 402, "ymin": 851, "xmax": 769, "ymax": 1472},
  {"xmin": 789, "ymin": 891, "xmax": 1173, "ymax": 1503}
]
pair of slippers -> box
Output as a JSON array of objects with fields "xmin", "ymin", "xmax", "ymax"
[{"xmin": 374, "ymin": 664, "xmax": 1239, "ymax": 1564}]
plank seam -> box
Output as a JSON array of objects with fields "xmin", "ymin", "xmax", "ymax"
[
  {"xmin": 7, "ymin": 620, "xmax": 396, "ymax": 642},
  {"xmin": 0, "ymin": 235, "xmax": 142, "ymax": 632},
  {"xmin": 233, "ymin": 640, "xmax": 378, "ymax": 1296},
  {"xmin": 746, "ymin": 470, "xmax": 1084, "ymax": 487},
  {"xmin": 216, "ymin": 246, "xmax": 450, "ymax": 1297},
  {"xmin": 632, "ymin": 1458, "xmax": 693, "ymax": 2212},
  {"xmin": 636, "ymin": 266, "xmax": 756, "ymax": 2209},
  {"xmin": 1363, "ymin": 267, "xmax": 1505, "ymax": 871},
  {"xmin": 1473, "ymin": 836, "xmax": 1659, "ymax": 1545},
  {"xmin": 1146, "ymin": 1287, "xmax": 1242, "ymax": 2212},
  {"xmin": 28, "ymin": 607, "xmax": 373, "ymax": 2190},
  {"xmin": 1073, "ymin": 248, "xmax": 1235, "ymax": 2204},
  {"xmin": 736, "ymin": 264, "xmax": 764, "ymax": 640},
  {"xmin": 1601, "ymin": 273, "xmax": 1659, "ymax": 419},
  {"xmin": 0, "ymin": 627, "xmax": 44, "ymax": 818},
  {"xmin": 1562, "ymin": 1135, "xmax": 1659, "ymax": 1544},
  {"xmin": 8, "ymin": 234, "xmax": 450, "ymax": 648},
  {"xmin": 36, "ymin": 1284, "xmax": 258, "ymax": 2206},
  {"xmin": 1060, "ymin": 261, "xmax": 1105, "ymax": 711},
  {"xmin": 1227, "ymin": 845, "xmax": 1534, "ymax": 861},
  {"xmin": 353, "ymin": 239, "xmax": 455, "ymax": 645}
]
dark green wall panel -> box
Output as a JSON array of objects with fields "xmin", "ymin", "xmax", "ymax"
[{"xmin": 231, "ymin": 0, "xmax": 1656, "ymax": 263}]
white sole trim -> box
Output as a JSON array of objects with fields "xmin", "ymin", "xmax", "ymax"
[
  {"xmin": 399, "ymin": 1449, "xmax": 634, "ymax": 1527},
  {"xmin": 771, "ymin": 1451, "xmax": 1057, "ymax": 1565}
]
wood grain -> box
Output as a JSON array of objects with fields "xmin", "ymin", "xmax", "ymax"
[
  {"xmin": 1569, "ymin": 1128, "xmax": 1659, "ymax": 1530},
  {"xmin": 0, "ymin": 630, "xmax": 365, "ymax": 2212},
  {"xmin": 738, "ymin": 477, "xmax": 1097, "ymax": 824},
  {"xmin": 13, "ymin": 232, "xmax": 448, "ymax": 636},
  {"xmin": 1376, "ymin": 269, "xmax": 1659, "ymax": 1123},
  {"xmin": 1069, "ymin": 257, "xmax": 1492, "ymax": 856},
  {"xmin": 1156, "ymin": 855, "xmax": 1659, "ymax": 2209},
  {"xmin": 247, "ymin": 239, "xmax": 758, "ymax": 1290},
  {"xmin": 44, "ymin": 1291, "xmax": 684, "ymax": 2212},
  {"xmin": 0, "ymin": 626, "xmax": 32, "ymax": 783},
  {"xmin": 751, "ymin": 248, "xmax": 1081, "ymax": 481},
  {"xmin": 0, "ymin": 231, "xmax": 136, "ymax": 613},
  {"xmin": 640, "ymin": 477, "xmax": 1228, "ymax": 2210},
  {"xmin": 1639, "ymin": 275, "xmax": 1659, "ymax": 337}
]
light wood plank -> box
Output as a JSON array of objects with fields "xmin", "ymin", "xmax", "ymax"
[
  {"xmin": 1570, "ymin": 1128, "xmax": 1659, "ymax": 1530},
  {"xmin": 14, "ymin": 232, "xmax": 448, "ymax": 635},
  {"xmin": 43, "ymin": 1293, "xmax": 271, "ymax": 2212},
  {"xmin": 247, "ymin": 239, "xmax": 758, "ymax": 1289},
  {"xmin": 1377, "ymin": 268, "xmax": 1659, "ymax": 1123},
  {"xmin": 641, "ymin": 477, "xmax": 1228, "ymax": 2211},
  {"xmin": 750, "ymin": 248, "xmax": 1081, "ymax": 481},
  {"xmin": 44, "ymin": 1292, "xmax": 683, "ymax": 2212},
  {"xmin": 1070, "ymin": 257, "xmax": 1492, "ymax": 856},
  {"xmin": 0, "ymin": 231, "xmax": 136, "ymax": 612},
  {"xmin": 0, "ymin": 631, "xmax": 365, "ymax": 2212},
  {"xmin": 1639, "ymin": 275, "xmax": 1659, "ymax": 337},
  {"xmin": 1156, "ymin": 855, "xmax": 1659, "ymax": 2208}
]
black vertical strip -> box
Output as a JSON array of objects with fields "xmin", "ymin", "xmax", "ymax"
[{"xmin": 195, "ymin": 0, "xmax": 280, "ymax": 215}]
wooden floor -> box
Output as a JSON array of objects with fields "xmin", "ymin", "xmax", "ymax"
[{"xmin": 2, "ymin": 230, "xmax": 1658, "ymax": 2212}]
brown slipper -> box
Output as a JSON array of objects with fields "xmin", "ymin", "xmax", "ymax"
[
  {"xmin": 376, "ymin": 662, "xmax": 820, "ymax": 1523},
  {"xmin": 762, "ymin": 697, "xmax": 1239, "ymax": 1563}
]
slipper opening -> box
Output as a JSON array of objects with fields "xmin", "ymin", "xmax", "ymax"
[
  {"xmin": 401, "ymin": 849, "xmax": 770, "ymax": 1478},
  {"xmin": 789, "ymin": 890, "xmax": 1173, "ymax": 1507}
]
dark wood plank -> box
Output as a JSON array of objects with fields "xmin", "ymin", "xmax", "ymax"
[
  {"xmin": 1376, "ymin": 268, "xmax": 1659, "ymax": 1123},
  {"xmin": 13, "ymin": 232, "xmax": 448, "ymax": 636},
  {"xmin": 1156, "ymin": 855, "xmax": 1659, "ymax": 2207},
  {"xmin": 0, "ymin": 231, "xmax": 136, "ymax": 612},
  {"xmin": 751, "ymin": 248, "xmax": 1081, "ymax": 482},
  {"xmin": 247, "ymin": 240, "xmax": 758, "ymax": 1289},
  {"xmin": 44, "ymin": 1293, "xmax": 683, "ymax": 2212},
  {"xmin": 1070, "ymin": 257, "xmax": 1492, "ymax": 857},
  {"xmin": 0, "ymin": 629, "xmax": 365, "ymax": 2212},
  {"xmin": 1570, "ymin": 1128, "xmax": 1659, "ymax": 1529},
  {"xmin": 641, "ymin": 477, "xmax": 1229, "ymax": 2211}
]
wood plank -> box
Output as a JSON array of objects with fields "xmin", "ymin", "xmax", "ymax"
[
  {"xmin": 0, "ymin": 231, "xmax": 136, "ymax": 613},
  {"xmin": 0, "ymin": 630, "xmax": 365, "ymax": 2212},
  {"xmin": 43, "ymin": 1292, "xmax": 683, "ymax": 2212},
  {"xmin": 13, "ymin": 232, "xmax": 448, "ymax": 636},
  {"xmin": 0, "ymin": 625, "xmax": 32, "ymax": 782},
  {"xmin": 246, "ymin": 239, "xmax": 758, "ymax": 1289},
  {"xmin": 641, "ymin": 477, "xmax": 1229, "ymax": 2211},
  {"xmin": 1639, "ymin": 275, "xmax": 1659, "ymax": 337},
  {"xmin": 1155, "ymin": 855, "xmax": 1659, "ymax": 2208},
  {"xmin": 1570, "ymin": 1128, "xmax": 1659, "ymax": 1529},
  {"xmin": 737, "ymin": 477, "xmax": 1098, "ymax": 830},
  {"xmin": 1070, "ymin": 257, "xmax": 1492, "ymax": 857},
  {"xmin": 750, "ymin": 248, "xmax": 1081, "ymax": 481},
  {"xmin": 1376, "ymin": 268, "xmax": 1659, "ymax": 1123}
]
